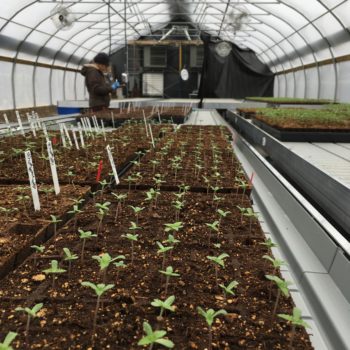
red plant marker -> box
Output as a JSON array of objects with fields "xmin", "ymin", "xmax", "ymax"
[
  {"xmin": 96, "ymin": 160, "xmax": 103, "ymax": 182},
  {"xmin": 52, "ymin": 137, "xmax": 57, "ymax": 145}
]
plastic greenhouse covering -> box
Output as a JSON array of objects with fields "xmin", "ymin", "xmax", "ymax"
[{"xmin": 1, "ymin": 0, "xmax": 350, "ymax": 109}]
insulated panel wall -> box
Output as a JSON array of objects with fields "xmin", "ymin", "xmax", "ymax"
[
  {"xmin": 319, "ymin": 65, "xmax": 336, "ymax": 100},
  {"xmin": 305, "ymin": 67, "xmax": 319, "ymax": 99},
  {"xmin": 14, "ymin": 64, "xmax": 34, "ymax": 108},
  {"xmin": 35, "ymin": 67, "xmax": 51, "ymax": 106},
  {"xmin": 273, "ymin": 75, "xmax": 279, "ymax": 97},
  {"xmin": 285, "ymin": 72, "xmax": 295, "ymax": 97},
  {"xmin": 336, "ymin": 61, "xmax": 350, "ymax": 103},
  {"xmin": 276, "ymin": 75, "xmax": 286, "ymax": 97},
  {"xmin": 64, "ymin": 71, "xmax": 76, "ymax": 101},
  {"xmin": 294, "ymin": 70, "xmax": 306, "ymax": 98},
  {"xmin": 51, "ymin": 69, "xmax": 65, "ymax": 105},
  {"xmin": 0, "ymin": 61, "xmax": 13, "ymax": 109}
]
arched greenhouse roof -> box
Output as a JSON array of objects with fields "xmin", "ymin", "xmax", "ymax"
[{"xmin": 1, "ymin": 0, "xmax": 350, "ymax": 108}]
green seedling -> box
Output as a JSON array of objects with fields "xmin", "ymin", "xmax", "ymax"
[
  {"xmin": 159, "ymin": 266, "xmax": 180, "ymax": 296},
  {"xmin": 66, "ymin": 169, "xmax": 76, "ymax": 187},
  {"xmin": 263, "ymin": 255, "xmax": 287, "ymax": 274},
  {"xmin": 151, "ymin": 295, "xmax": 176, "ymax": 318},
  {"xmin": 164, "ymin": 222, "xmax": 183, "ymax": 237},
  {"xmin": 129, "ymin": 206, "xmax": 145, "ymax": 224},
  {"xmin": 63, "ymin": 248, "xmax": 78, "ymax": 278},
  {"xmin": 93, "ymin": 253, "xmax": 124, "ymax": 283},
  {"xmin": 172, "ymin": 200, "xmax": 185, "ymax": 221},
  {"xmin": 16, "ymin": 194, "xmax": 30, "ymax": 217},
  {"xmin": 197, "ymin": 307, "xmax": 227, "ymax": 350},
  {"xmin": 138, "ymin": 321, "xmax": 174, "ymax": 349},
  {"xmin": 0, "ymin": 332, "xmax": 17, "ymax": 350},
  {"xmin": 236, "ymin": 205, "xmax": 248, "ymax": 223},
  {"xmin": 81, "ymin": 282, "xmax": 114, "ymax": 339},
  {"xmin": 50, "ymin": 215, "xmax": 62, "ymax": 239},
  {"xmin": 153, "ymin": 174, "xmax": 165, "ymax": 189},
  {"xmin": 129, "ymin": 221, "xmax": 142, "ymax": 231},
  {"xmin": 39, "ymin": 187, "xmax": 54, "ymax": 204},
  {"xmin": 202, "ymin": 176, "xmax": 211, "ymax": 194},
  {"xmin": 239, "ymin": 180, "xmax": 249, "ymax": 202},
  {"xmin": 178, "ymin": 184, "xmax": 190, "ymax": 194},
  {"xmin": 210, "ymin": 186, "xmax": 220, "ymax": 200},
  {"xmin": 15, "ymin": 303, "xmax": 43, "ymax": 344},
  {"xmin": 219, "ymin": 280, "xmax": 239, "ymax": 301},
  {"xmin": 205, "ymin": 220, "xmax": 219, "ymax": 245},
  {"xmin": 243, "ymin": 208, "xmax": 259, "ymax": 232},
  {"xmin": 164, "ymin": 234, "xmax": 180, "ymax": 246},
  {"xmin": 126, "ymin": 175, "xmax": 136, "ymax": 193},
  {"xmin": 278, "ymin": 307, "xmax": 311, "ymax": 350},
  {"xmin": 150, "ymin": 159, "xmax": 160, "ymax": 173},
  {"xmin": 98, "ymin": 179, "xmax": 109, "ymax": 198},
  {"xmin": 0, "ymin": 207, "xmax": 18, "ymax": 223},
  {"xmin": 145, "ymin": 188, "xmax": 160, "ymax": 210},
  {"xmin": 157, "ymin": 242, "xmax": 174, "ymax": 270},
  {"xmin": 95, "ymin": 202, "xmax": 111, "ymax": 234},
  {"xmin": 111, "ymin": 192, "xmax": 128, "ymax": 221},
  {"xmin": 207, "ymin": 253, "xmax": 229, "ymax": 287},
  {"xmin": 43, "ymin": 260, "xmax": 66, "ymax": 289},
  {"xmin": 217, "ymin": 209, "xmax": 230, "ymax": 228},
  {"xmin": 31, "ymin": 245, "xmax": 45, "ymax": 266},
  {"xmin": 122, "ymin": 233, "xmax": 139, "ymax": 264},
  {"xmin": 79, "ymin": 229, "xmax": 97, "ymax": 262},
  {"xmin": 68, "ymin": 205, "xmax": 82, "ymax": 230},
  {"xmin": 260, "ymin": 238, "xmax": 278, "ymax": 251},
  {"xmin": 265, "ymin": 275, "xmax": 292, "ymax": 317},
  {"xmin": 114, "ymin": 259, "xmax": 127, "ymax": 281}
]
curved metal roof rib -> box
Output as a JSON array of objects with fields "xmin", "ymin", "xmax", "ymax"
[{"xmin": 1, "ymin": 0, "xmax": 350, "ymax": 107}]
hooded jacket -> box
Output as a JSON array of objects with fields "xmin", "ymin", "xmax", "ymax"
[{"xmin": 81, "ymin": 64, "xmax": 113, "ymax": 108}]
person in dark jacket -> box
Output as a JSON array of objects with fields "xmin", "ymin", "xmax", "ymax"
[{"xmin": 81, "ymin": 52, "xmax": 119, "ymax": 111}]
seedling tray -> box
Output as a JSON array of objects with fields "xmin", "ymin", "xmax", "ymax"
[{"xmin": 252, "ymin": 118, "xmax": 350, "ymax": 142}]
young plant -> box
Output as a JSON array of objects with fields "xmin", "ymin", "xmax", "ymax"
[
  {"xmin": 15, "ymin": 303, "xmax": 43, "ymax": 344},
  {"xmin": 138, "ymin": 321, "xmax": 174, "ymax": 349},
  {"xmin": 278, "ymin": 307, "xmax": 311, "ymax": 349},
  {"xmin": 236, "ymin": 205, "xmax": 247, "ymax": 223},
  {"xmin": 31, "ymin": 245, "xmax": 45, "ymax": 266},
  {"xmin": 129, "ymin": 205, "xmax": 145, "ymax": 224},
  {"xmin": 40, "ymin": 187, "xmax": 54, "ymax": 205},
  {"xmin": 260, "ymin": 238, "xmax": 278, "ymax": 251},
  {"xmin": 122, "ymin": 233, "xmax": 139, "ymax": 264},
  {"xmin": 68, "ymin": 205, "xmax": 82, "ymax": 230},
  {"xmin": 164, "ymin": 222, "xmax": 183, "ymax": 238},
  {"xmin": 92, "ymin": 253, "xmax": 124, "ymax": 283},
  {"xmin": 16, "ymin": 194, "xmax": 30, "ymax": 217},
  {"xmin": 111, "ymin": 193, "xmax": 128, "ymax": 221},
  {"xmin": 50, "ymin": 215, "xmax": 62, "ymax": 239},
  {"xmin": 159, "ymin": 266, "xmax": 180, "ymax": 296},
  {"xmin": 79, "ymin": 229, "xmax": 97, "ymax": 262},
  {"xmin": 263, "ymin": 255, "xmax": 287, "ymax": 274},
  {"xmin": 151, "ymin": 295, "xmax": 176, "ymax": 318},
  {"xmin": 243, "ymin": 208, "xmax": 259, "ymax": 232},
  {"xmin": 172, "ymin": 200, "xmax": 185, "ymax": 221},
  {"xmin": 63, "ymin": 247, "xmax": 78, "ymax": 278},
  {"xmin": 205, "ymin": 220, "xmax": 219, "ymax": 245},
  {"xmin": 114, "ymin": 259, "xmax": 127, "ymax": 281},
  {"xmin": 217, "ymin": 209, "xmax": 230, "ymax": 228},
  {"xmin": 81, "ymin": 282, "xmax": 114, "ymax": 339},
  {"xmin": 145, "ymin": 188, "xmax": 160, "ymax": 210},
  {"xmin": 95, "ymin": 202, "xmax": 111, "ymax": 234},
  {"xmin": 156, "ymin": 242, "xmax": 174, "ymax": 270},
  {"xmin": 42, "ymin": 260, "xmax": 66, "ymax": 288},
  {"xmin": 0, "ymin": 332, "xmax": 17, "ymax": 350},
  {"xmin": 219, "ymin": 280, "xmax": 239, "ymax": 301},
  {"xmin": 207, "ymin": 253, "xmax": 229, "ymax": 288},
  {"xmin": 265, "ymin": 275, "xmax": 292, "ymax": 317},
  {"xmin": 197, "ymin": 307, "xmax": 227, "ymax": 350},
  {"xmin": 98, "ymin": 179, "xmax": 109, "ymax": 198}
]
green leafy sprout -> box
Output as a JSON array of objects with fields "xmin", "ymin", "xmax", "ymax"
[
  {"xmin": 42, "ymin": 260, "xmax": 66, "ymax": 289},
  {"xmin": 151, "ymin": 295, "xmax": 176, "ymax": 318},
  {"xmin": 0, "ymin": 332, "xmax": 17, "ymax": 350},
  {"xmin": 138, "ymin": 321, "xmax": 174, "ymax": 349},
  {"xmin": 79, "ymin": 229, "xmax": 97, "ymax": 262},
  {"xmin": 15, "ymin": 303, "xmax": 43, "ymax": 343},
  {"xmin": 207, "ymin": 253, "xmax": 230, "ymax": 287},
  {"xmin": 159, "ymin": 266, "xmax": 180, "ymax": 296},
  {"xmin": 219, "ymin": 280, "xmax": 239, "ymax": 301}
]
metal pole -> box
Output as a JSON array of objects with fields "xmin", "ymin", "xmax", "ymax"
[{"xmin": 124, "ymin": 0, "xmax": 129, "ymax": 98}]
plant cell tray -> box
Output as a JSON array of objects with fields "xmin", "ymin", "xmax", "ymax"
[{"xmin": 252, "ymin": 118, "xmax": 350, "ymax": 142}]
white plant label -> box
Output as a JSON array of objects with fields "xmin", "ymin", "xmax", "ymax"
[
  {"xmin": 24, "ymin": 150, "xmax": 41, "ymax": 211},
  {"xmin": 46, "ymin": 141, "xmax": 60, "ymax": 195},
  {"xmin": 15, "ymin": 111, "xmax": 25, "ymax": 135},
  {"xmin": 111, "ymin": 111, "xmax": 115, "ymax": 128},
  {"xmin": 127, "ymin": 103, "xmax": 131, "ymax": 114},
  {"xmin": 157, "ymin": 111, "xmax": 161, "ymax": 124},
  {"xmin": 3, "ymin": 113, "xmax": 12, "ymax": 135},
  {"xmin": 42, "ymin": 124, "xmax": 49, "ymax": 141},
  {"xmin": 142, "ymin": 110, "xmax": 149, "ymax": 136},
  {"xmin": 92, "ymin": 116, "xmax": 99, "ymax": 132},
  {"xmin": 81, "ymin": 118, "xmax": 89, "ymax": 136},
  {"xmin": 148, "ymin": 123, "xmax": 155, "ymax": 148},
  {"xmin": 63, "ymin": 124, "xmax": 73, "ymax": 147},
  {"xmin": 100, "ymin": 119, "xmax": 106, "ymax": 141},
  {"xmin": 87, "ymin": 118, "xmax": 95, "ymax": 139},
  {"xmin": 59, "ymin": 124, "xmax": 67, "ymax": 148},
  {"xmin": 106, "ymin": 145, "xmax": 120, "ymax": 185},
  {"xmin": 71, "ymin": 126, "xmax": 80, "ymax": 150},
  {"xmin": 77, "ymin": 122, "xmax": 85, "ymax": 148}
]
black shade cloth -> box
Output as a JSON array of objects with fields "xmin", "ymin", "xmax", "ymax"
[{"xmin": 198, "ymin": 34, "xmax": 274, "ymax": 103}]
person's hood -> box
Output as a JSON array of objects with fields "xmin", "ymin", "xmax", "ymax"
[{"xmin": 81, "ymin": 63, "xmax": 101, "ymax": 76}]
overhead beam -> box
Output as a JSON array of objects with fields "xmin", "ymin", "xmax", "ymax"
[{"xmin": 128, "ymin": 39, "xmax": 203, "ymax": 46}]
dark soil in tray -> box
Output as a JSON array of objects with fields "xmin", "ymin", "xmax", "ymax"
[{"xmin": 0, "ymin": 189, "xmax": 313, "ymax": 349}]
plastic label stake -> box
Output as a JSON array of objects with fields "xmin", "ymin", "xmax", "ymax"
[
  {"xmin": 87, "ymin": 118, "xmax": 95, "ymax": 139},
  {"xmin": 127, "ymin": 103, "xmax": 131, "ymax": 114},
  {"xmin": 100, "ymin": 119, "xmax": 106, "ymax": 141},
  {"xmin": 96, "ymin": 160, "xmax": 103, "ymax": 182},
  {"xmin": 59, "ymin": 124, "xmax": 67, "ymax": 148},
  {"xmin": 71, "ymin": 126, "xmax": 80, "ymax": 150},
  {"xmin": 157, "ymin": 111, "xmax": 161, "ymax": 124},
  {"xmin": 46, "ymin": 140, "xmax": 60, "ymax": 195},
  {"xmin": 3, "ymin": 113, "xmax": 12, "ymax": 135},
  {"xmin": 142, "ymin": 110, "xmax": 149, "ymax": 137},
  {"xmin": 15, "ymin": 111, "xmax": 25, "ymax": 135},
  {"xmin": 111, "ymin": 111, "xmax": 115, "ymax": 128},
  {"xmin": 24, "ymin": 150, "xmax": 41, "ymax": 211},
  {"xmin": 63, "ymin": 124, "xmax": 73, "ymax": 147},
  {"xmin": 148, "ymin": 123, "xmax": 155, "ymax": 148},
  {"xmin": 249, "ymin": 172, "xmax": 255, "ymax": 186},
  {"xmin": 77, "ymin": 122, "xmax": 85, "ymax": 148},
  {"xmin": 106, "ymin": 145, "xmax": 120, "ymax": 185}
]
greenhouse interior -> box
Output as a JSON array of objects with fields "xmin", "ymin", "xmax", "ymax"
[{"xmin": 1, "ymin": 0, "xmax": 350, "ymax": 349}]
